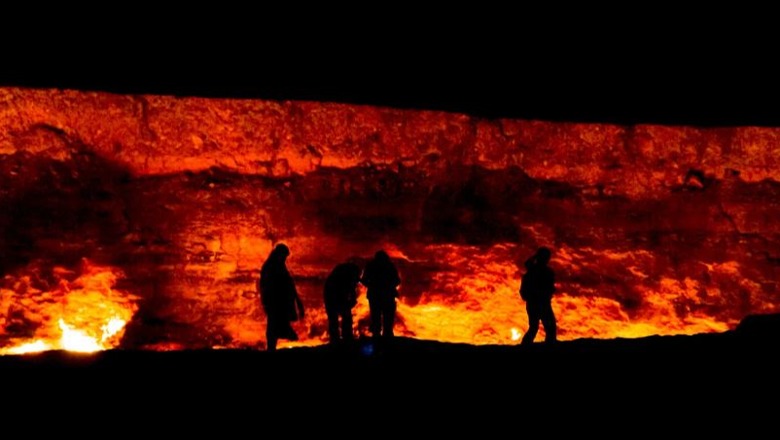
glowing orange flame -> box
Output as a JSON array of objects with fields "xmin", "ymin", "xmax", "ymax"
[
  {"xmin": 236, "ymin": 242, "xmax": 771, "ymax": 349},
  {"xmin": 2, "ymin": 340, "xmax": 52, "ymax": 355},
  {"xmin": 58, "ymin": 319, "xmax": 103, "ymax": 352},
  {"xmin": 3, "ymin": 86, "xmax": 780, "ymax": 352},
  {"xmin": 0, "ymin": 260, "xmax": 138, "ymax": 355},
  {"xmin": 388, "ymin": 244, "xmax": 745, "ymax": 344}
]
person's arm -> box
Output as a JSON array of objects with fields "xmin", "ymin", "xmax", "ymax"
[
  {"xmin": 348, "ymin": 283, "xmax": 358, "ymax": 308},
  {"xmin": 547, "ymin": 269, "xmax": 557, "ymax": 295},
  {"xmin": 391, "ymin": 265, "xmax": 401, "ymax": 298},
  {"xmin": 288, "ymin": 273, "xmax": 304, "ymax": 319},
  {"xmin": 295, "ymin": 293, "xmax": 305, "ymax": 319},
  {"xmin": 524, "ymin": 255, "xmax": 536, "ymax": 270},
  {"xmin": 283, "ymin": 265, "xmax": 304, "ymax": 319},
  {"xmin": 347, "ymin": 272, "xmax": 360, "ymax": 307},
  {"xmin": 360, "ymin": 265, "xmax": 371, "ymax": 289},
  {"xmin": 257, "ymin": 273, "xmax": 269, "ymax": 308},
  {"xmin": 290, "ymin": 276, "xmax": 305, "ymax": 319}
]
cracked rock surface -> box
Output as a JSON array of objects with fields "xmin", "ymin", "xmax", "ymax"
[{"xmin": 1, "ymin": 87, "xmax": 779, "ymax": 349}]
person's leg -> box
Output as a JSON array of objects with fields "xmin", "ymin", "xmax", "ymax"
[
  {"xmin": 266, "ymin": 316, "xmax": 278, "ymax": 351},
  {"xmin": 326, "ymin": 307, "xmax": 340, "ymax": 344},
  {"xmin": 282, "ymin": 320, "xmax": 298, "ymax": 341},
  {"xmin": 521, "ymin": 302, "xmax": 541, "ymax": 345},
  {"xmin": 369, "ymin": 300, "xmax": 382, "ymax": 339},
  {"xmin": 341, "ymin": 309, "xmax": 354, "ymax": 341},
  {"xmin": 382, "ymin": 299, "xmax": 397, "ymax": 338},
  {"xmin": 541, "ymin": 301, "xmax": 557, "ymax": 343}
]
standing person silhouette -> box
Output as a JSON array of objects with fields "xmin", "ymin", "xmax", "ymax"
[
  {"xmin": 361, "ymin": 250, "xmax": 401, "ymax": 340},
  {"xmin": 323, "ymin": 261, "xmax": 362, "ymax": 344},
  {"xmin": 519, "ymin": 246, "xmax": 557, "ymax": 345},
  {"xmin": 257, "ymin": 243, "xmax": 305, "ymax": 351}
]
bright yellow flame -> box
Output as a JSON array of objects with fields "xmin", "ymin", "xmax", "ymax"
[
  {"xmin": 102, "ymin": 317, "xmax": 126, "ymax": 341},
  {"xmin": 216, "ymin": 243, "xmax": 757, "ymax": 349},
  {"xmin": 1, "ymin": 316, "xmax": 129, "ymax": 355},
  {"xmin": 2, "ymin": 340, "xmax": 52, "ymax": 355},
  {"xmin": 0, "ymin": 261, "xmax": 138, "ymax": 355},
  {"xmin": 59, "ymin": 319, "xmax": 103, "ymax": 353}
]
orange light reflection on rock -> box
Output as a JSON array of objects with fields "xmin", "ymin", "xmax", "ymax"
[{"xmin": 281, "ymin": 243, "xmax": 758, "ymax": 347}]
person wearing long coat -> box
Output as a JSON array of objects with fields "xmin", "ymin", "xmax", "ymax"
[{"xmin": 258, "ymin": 243, "xmax": 304, "ymax": 351}]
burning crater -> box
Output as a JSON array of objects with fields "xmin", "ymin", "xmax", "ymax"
[{"xmin": 1, "ymin": 87, "xmax": 779, "ymax": 352}]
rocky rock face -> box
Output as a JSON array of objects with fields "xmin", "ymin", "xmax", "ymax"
[{"xmin": 1, "ymin": 87, "xmax": 779, "ymax": 350}]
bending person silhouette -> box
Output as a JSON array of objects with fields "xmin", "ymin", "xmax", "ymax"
[
  {"xmin": 323, "ymin": 261, "xmax": 362, "ymax": 344},
  {"xmin": 258, "ymin": 243, "xmax": 305, "ymax": 351},
  {"xmin": 361, "ymin": 250, "xmax": 401, "ymax": 340},
  {"xmin": 519, "ymin": 246, "xmax": 557, "ymax": 344}
]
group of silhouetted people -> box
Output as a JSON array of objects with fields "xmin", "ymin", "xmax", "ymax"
[
  {"xmin": 258, "ymin": 244, "xmax": 401, "ymax": 351},
  {"xmin": 257, "ymin": 242, "xmax": 557, "ymax": 351}
]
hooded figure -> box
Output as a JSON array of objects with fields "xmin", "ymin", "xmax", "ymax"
[{"xmin": 258, "ymin": 243, "xmax": 304, "ymax": 351}]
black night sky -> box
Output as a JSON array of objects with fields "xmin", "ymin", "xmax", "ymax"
[
  {"xmin": 2, "ymin": 17, "xmax": 779, "ymax": 431},
  {"xmin": 2, "ymin": 18, "xmax": 778, "ymax": 128}
]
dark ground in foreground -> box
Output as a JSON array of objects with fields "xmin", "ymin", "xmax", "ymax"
[{"xmin": 2, "ymin": 314, "xmax": 779, "ymax": 434}]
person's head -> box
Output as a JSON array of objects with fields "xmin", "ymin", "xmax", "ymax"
[
  {"xmin": 374, "ymin": 250, "xmax": 390, "ymax": 262},
  {"xmin": 272, "ymin": 243, "xmax": 290, "ymax": 261},
  {"xmin": 346, "ymin": 255, "xmax": 364, "ymax": 267},
  {"xmin": 535, "ymin": 246, "xmax": 551, "ymax": 265},
  {"xmin": 343, "ymin": 262, "xmax": 362, "ymax": 280}
]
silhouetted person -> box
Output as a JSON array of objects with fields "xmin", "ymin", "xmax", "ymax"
[
  {"xmin": 257, "ymin": 243, "xmax": 305, "ymax": 351},
  {"xmin": 361, "ymin": 250, "xmax": 401, "ymax": 340},
  {"xmin": 323, "ymin": 262, "xmax": 362, "ymax": 344},
  {"xmin": 519, "ymin": 246, "xmax": 557, "ymax": 344}
]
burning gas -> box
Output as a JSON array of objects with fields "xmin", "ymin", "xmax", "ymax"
[
  {"xmin": 215, "ymin": 241, "xmax": 768, "ymax": 351},
  {"xmin": 2, "ymin": 87, "xmax": 780, "ymax": 351},
  {"xmin": 258, "ymin": 241, "xmax": 774, "ymax": 350},
  {"xmin": 0, "ymin": 260, "xmax": 138, "ymax": 354},
  {"xmin": 2, "ymin": 242, "xmax": 763, "ymax": 352}
]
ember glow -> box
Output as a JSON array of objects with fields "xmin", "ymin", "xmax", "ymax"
[
  {"xmin": 1, "ymin": 87, "xmax": 780, "ymax": 351},
  {"xmin": 379, "ymin": 244, "xmax": 741, "ymax": 345},
  {"xmin": 256, "ymin": 242, "xmax": 760, "ymax": 349},
  {"xmin": 0, "ymin": 261, "xmax": 138, "ymax": 354}
]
